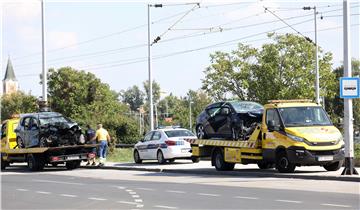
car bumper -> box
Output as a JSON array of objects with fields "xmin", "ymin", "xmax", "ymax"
[
  {"xmin": 162, "ymin": 147, "xmax": 192, "ymax": 159},
  {"xmin": 287, "ymin": 146, "xmax": 345, "ymax": 166}
]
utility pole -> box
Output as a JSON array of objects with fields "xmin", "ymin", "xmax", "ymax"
[
  {"xmin": 189, "ymin": 95, "xmax": 193, "ymax": 131},
  {"xmin": 341, "ymin": 0, "xmax": 358, "ymax": 175},
  {"xmin": 41, "ymin": 0, "xmax": 47, "ymax": 103},
  {"xmin": 303, "ymin": 6, "xmax": 320, "ymax": 104}
]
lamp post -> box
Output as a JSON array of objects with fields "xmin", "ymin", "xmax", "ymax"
[
  {"xmin": 147, "ymin": 4, "xmax": 162, "ymax": 131},
  {"xmin": 41, "ymin": 0, "xmax": 47, "ymax": 103},
  {"xmin": 303, "ymin": 6, "xmax": 320, "ymax": 104}
]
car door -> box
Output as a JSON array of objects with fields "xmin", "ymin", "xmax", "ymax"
[
  {"xmin": 204, "ymin": 105, "xmax": 221, "ymax": 136},
  {"xmin": 148, "ymin": 131, "xmax": 162, "ymax": 159},
  {"xmin": 28, "ymin": 117, "xmax": 40, "ymax": 147},
  {"xmin": 215, "ymin": 106, "xmax": 233, "ymax": 137},
  {"xmin": 138, "ymin": 132, "xmax": 153, "ymax": 159},
  {"xmin": 22, "ymin": 117, "xmax": 32, "ymax": 147}
]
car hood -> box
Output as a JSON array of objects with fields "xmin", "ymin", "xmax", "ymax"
[{"xmin": 285, "ymin": 126, "xmax": 342, "ymax": 142}]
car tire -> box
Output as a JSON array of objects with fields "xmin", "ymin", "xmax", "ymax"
[
  {"xmin": 191, "ymin": 156, "xmax": 200, "ymax": 163},
  {"xmin": 27, "ymin": 154, "xmax": 45, "ymax": 171},
  {"xmin": 323, "ymin": 160, "xmax": 343, "ymax": 171},
  {"xmin": 133, "ymin": 150, "xmax": 142, "ymax": 164},
  {"xmin": 168, "ymin": 159, "xmax": 175, "ymax": 163},
  {"xmin": 39, "ymin": 136, "xmax": 48, "ymax": 147},
  {"xmin": 16, "ymin": 137, "xmax": 25, "ymax": 148},
  {"xmin": 276, "ymin": 151, "xmax": 296, "ymax": 173},
  {"xmin": 157, "ymin": 150, "xmax": 166, "ymax": 164},
  {"xmin": 231, "ymin": 127, "xmax": 239, "ymax": 140},
  {"xmin": 196, "ymin": 125, "xmax": 208, "ymax": 139},
  {"xmin": 66, "ymin": 160, "xmax": 81, "ymax": 170},
  {"xmin": 213, "ymin": 149, "xmax": 235, "ymax": 171}
]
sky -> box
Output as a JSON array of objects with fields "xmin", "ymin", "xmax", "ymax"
[{"xmin": 1, "ymin": 0, "xmax": 359, "ymax": 99}]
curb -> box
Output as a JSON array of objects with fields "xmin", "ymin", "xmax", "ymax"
[{"xmin": 81, "ymin": 165, "xmax": 360, "ymax": 182}]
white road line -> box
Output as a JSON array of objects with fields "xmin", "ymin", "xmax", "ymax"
[
  {"xmin": 134, "ymin": 199, "xmax": 143, "ymax": 203},
  {"xmin": 132, "ymin": 195, "xmax": 140, "ymax": 198},
  {"xmin": 32, "ymin": 179, "xmax": 84, "ymax": 186},
  {"xmin": 197, "ymin": 193, "xmax": 220, "ymax": 197},
  {"xmin": 116, "ymin": 186, "xmax": 126, "ymax": 190},
  {"xmin": 321, "ymin": 203, "xmax": 351, "ymax": 208},
  {"xmin": 136, "ymin": 187, "xmax": 154, "ymax": 191},
  {"xmin": 166, "ymin": 190, "xmax": 185, "ymax": 194},
  {"xmin": 88, "ymin": 197, "xmax": 107, "ymax": 201},
  {"xmin": 136, "ymin": 204, "xmax": 144, "ymax": 208},
  {"xmin": 276, "ymin": 199, "xmax": 302, "ymax": 203},
  {"xmin": 60, "ymin": 194, "xmax": 78, "ymax": 198},
  {"xmin": 154, "ymin": 205, "xmax": 178, "ymax": 209},
  {"xmin": 36, "ymin": 191, "xmax": 51, "ymax": 194},
  {"xmin": 126, "ymin": 189, "xmax": 133, "ymax": 192},
  {"xmin": 234, "ymin": 196, "xmax": 259, "ymax": 200},
  {"xmin": 117, "ymin": 201, "xmax": 138, "ymax": 205},
  {"xmin": 129, "ymin": 192, "xmax": 137, "ymax": 195},
  {"xmin": 16, "ymin": 189, "xmax": 29, "ymax": 192}
]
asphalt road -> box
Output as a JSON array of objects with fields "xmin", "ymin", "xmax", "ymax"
[{"xmin": 1, "ymin": 166, "xmax": 359, "ymax": 210}]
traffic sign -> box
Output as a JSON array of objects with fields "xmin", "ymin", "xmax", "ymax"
[{"xmin": 340, "ymin": 77, "xmax": 360, "ymax": 98}]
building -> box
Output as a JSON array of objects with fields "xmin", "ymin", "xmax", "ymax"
[{"xmin": 3, "ymin": 57, "xmax": 18, "ymax": 95}]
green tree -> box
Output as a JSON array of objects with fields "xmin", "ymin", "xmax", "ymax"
[
  {"xmin": 202, "ymin": 33, "xmax": 335, "ymax": 104},
  {"xmin": 1, "ymin": 91, "xmax": 38, "ymax": 120},
  {"xmin": 143, "ymin": 80, "xmax": 161, "ymax": 103},
  {"xmin": 120, "ymin": 85, "xmax": 144, "ymax": 111}
]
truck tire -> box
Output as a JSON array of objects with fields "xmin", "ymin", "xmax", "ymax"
[
  {"xmin": 1, "ymin": 157, "xmax": 9, "ymax": 170},
  {"xmin": 213, "ymin": 149, "xmax": 235, "ymax": 171},
  {"xmin": 257, "ymin": 161, "xmax": 274, "ymax": 169},
  {"xmin": 276, "ymin": 151, "xmax": 295, "ymax": 173},
  {"xmin": 133, "ymin": 150, "xmax": 142, "ymax": 164},
  {"xmin": 191, "ymin": 156, "xmax": 200, "ymax": 163},
  {"xmin": 323, "ymin": 161, "xmax": 343, "ymax": 171},
  {"xmin": 66, "ymin": 160, "xmax": 81, "ymax": 170},
  {"xmin": 27, "ymin": 154, "xmax": 45, "ymax": 171}
]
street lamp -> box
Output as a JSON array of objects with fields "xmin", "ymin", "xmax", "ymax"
[
  {"xmin": 148, "ymin": 4, "xmax": 162, "ymax": 131},
  {"xmin": 303, "ymin": 6, "xmax": 320, "ymax": 104}
]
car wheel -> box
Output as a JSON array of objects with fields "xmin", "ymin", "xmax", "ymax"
[
  {"xmin": 66, "ymin": 160, "xmax": 81, "ymax": 170},
  {"xmin": 39, "ymin": 136, "xmax": 48, "ymax": 147},
  {"xmin": 16, "ymin": 137, "xmax": 25, "ymax": 148},
  {"xmin": 191, "ymin": 156, "xmax": 200, "ymax": 163},
  {"xmin": 196, "ymin": 125, "xmax": 208, "ymax": 139},
  {"xmin": 231, "ymin": 127, "xmax": 239, "ymax": 140},
  {"xmin": 168, "ymin": 159, "xmax": 175, "ymax": 163},
  {"xmin": 323, "ymin": 160, "xmax": 343, "ymax": 171},
  {"xmin": 157, "ymin": 150, "xmax": 166, "ymax": 164},
  {"xmin": 133, "ymin": 150, "xmax": 142, "ymax": 164},
  {"xmin": 276, "ymin": 151, "xmax": 295, "ymax": 173},
  {"xmin": 213, "ymin": 149, "xmax": 235, "ymax": 171}
]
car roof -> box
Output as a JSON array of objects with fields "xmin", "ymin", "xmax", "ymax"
[
  {"xmin": 20, "ymin": 112, "xmax": 63, "ymax": 119},
  {"xmin": 157, "ymin": 128, "xmax": 191, "ymax": 132}
]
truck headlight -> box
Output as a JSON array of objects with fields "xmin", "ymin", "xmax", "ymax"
[
  {"xmin": 287, "ymin": 133, "xmax": 305, "ymax": 142},
  {"xmin": 334, "ymin": 136, "xmax": 343, "ymax": 145}
]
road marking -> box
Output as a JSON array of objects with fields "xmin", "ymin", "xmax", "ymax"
[
  {"xmin": 16, "ymin": 189, "xmax": 29, "ymax": 192},
  {"xmin": 36, "ymin": 191, "xmax": 51, "ymax": 194},
  {"xmin": 136, "ymin": 187, "xmax": 154, "ymax": 191},
  {"xmin": 129, "ymin": 191, "xmax": 137, "ymax": 195},
  {"xmin": 126, "ymin": 189, "xmax": 133, "ymax": 192},
  {"xmin": 197, "ymin": 193, "xmax": 220, "ymax": 197},
  {"xmin": 321, "ymin": 204, "xmax": 351, "ymax": 208},
  {"xmin": 60, "ymin": 194, "xmax": 78, "ymax": 198},
  {"xmin": 166, "ymin": 190, "xmax": 185, "ymax": 194},
  {"xmin": 234, "ymin": 196, "xmax": 259, "ymax": 200},
  {"xmin": 134, "ymin": 199, "xmax": 143, "ymax": 203},
  {"xmin": 32, "ymin": 179, "xmax": 84, "ymax": 186},
  {"xmin": 132, "ymin": 195, "xmax": 140, "ymax": 198},
  {"xmin": 117, "ymin": 201, "xmax": 138, "ymax": 205},
  {"xmin": 276, "ymin": 200, "xmax": 302, "ymax": 203},
  {"xmin": 88, "ymin": 197, "xmax": 107, "ymax": 201},
  {"xmin": 136, "ymin": 204, "xmax": 144, "ymax": 208},
  {"xmin": 154, "ymin": 205, "xmax": 178, "ymax": 209}
]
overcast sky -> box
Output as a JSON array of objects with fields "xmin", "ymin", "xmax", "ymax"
[{"xmin": 1, "ymin": 0, "xmax": 359, "ymax": 98}]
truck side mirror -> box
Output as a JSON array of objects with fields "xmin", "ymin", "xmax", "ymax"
[{"xmin": 267, "ymin": 120, "xmax": 278, "ymax": 132}]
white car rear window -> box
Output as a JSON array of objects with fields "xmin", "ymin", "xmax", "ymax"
[{"xmin": 165, "ymin": 130, "xmax": 195, "ymax": 138}]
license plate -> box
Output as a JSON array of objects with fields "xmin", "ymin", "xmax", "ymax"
[
  {"xmin": 67, "ymin": 156, "xmax": 80, "ymax": 160},
  {"xmin": 317, "ymin": 156, "xmax": 333, "ymax": 161},
  {"xmin": 181, "ymin": 148, "xmax": 190, "ymax": 153}
]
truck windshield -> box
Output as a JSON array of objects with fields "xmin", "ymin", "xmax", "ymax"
[{"xmin": 278, "ymin": 106, "xmax": 332, "ymax": 127}]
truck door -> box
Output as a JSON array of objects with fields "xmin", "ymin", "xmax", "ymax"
[{"xmin": 262, "ymin": 109, "xmax": 283, "ymax": 162}]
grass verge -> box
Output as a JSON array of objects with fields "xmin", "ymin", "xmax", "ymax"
[{"xmin": 107, "ymin": 148, "xmax": 133, "ymax": 163}]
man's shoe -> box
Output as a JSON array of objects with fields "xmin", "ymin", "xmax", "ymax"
[
  {"xmin": 91, "ymin": 162, "xmax": 96, "ymax": 166},
  {"xmin": 86, "ymin": 162, "xmax": 90, "ymax": 166},
  {"xmin": 98, "ymin": 163, "xmax": 104, "ymax": 167}
]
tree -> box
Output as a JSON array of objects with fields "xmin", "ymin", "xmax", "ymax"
[
  {"xmin": 202, "ymin": 33, "xmax": 336, "ymax": 104},
  {"xmin": 143, "ymin": 80, "xmax": 161, "ymax": 103},
  {"xmin": 120, "ymin": 85, "xmax": 144, "ymax": 111},
  {"xmin": 1, "ymin": 91, "xmax": 38, "ymax": 120}
]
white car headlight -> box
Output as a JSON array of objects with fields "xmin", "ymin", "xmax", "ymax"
[{"xmin": 287, "ymin": 133, "xmax": 305, "ymax": 142}]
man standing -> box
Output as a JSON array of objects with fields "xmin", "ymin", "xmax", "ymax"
[
  {"xmin": 93, "ymin": 123, "xmax": 111, "ymax": 167},
  {"xmin": 85, "ymin": 125, "xmax": 96, "ymax": 166}
]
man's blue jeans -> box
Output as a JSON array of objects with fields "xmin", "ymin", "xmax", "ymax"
[{"xmin": 98, "ymin": 140, "xmax": 108, "ymax": 159}]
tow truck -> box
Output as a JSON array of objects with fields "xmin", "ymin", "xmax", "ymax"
[
  {"xmin": 1, "ymin": 116, "xmax": 96, "ymax": 171},
  {"xmin": 189, "ymin": 100, "xmax": 345, "ymax": 173}
]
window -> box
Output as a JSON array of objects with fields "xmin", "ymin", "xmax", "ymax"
[
  {"xmin": 144, "ymin": 132, "xmax": 153, "ymax": 141},
  {"xmin": 151, "ymin": 131, "xmax": 162, "ymax": 140},
  {"xmin": 207, "ymin": 107, "xmax": 221, "ymax": 116},
  {"xmin": 1, "ymin": 124, "xmax": 7, "ymax": 139},
  {"xmin": 165, "ymin": 130, "xmax": 195, "ymax": 137},
  {"xmin": 23, "ymin": 118, "xmax": 31, "ymax": 130},
  {"xmin": 266, "ymin": 109, "xmax": 281, "ymax": 127}
]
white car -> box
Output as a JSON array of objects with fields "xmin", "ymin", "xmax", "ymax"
[{"xmin": 133, "ymin": 127, "xmax": 199, "ymax": 164}]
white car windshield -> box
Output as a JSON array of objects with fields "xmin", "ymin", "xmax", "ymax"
[{"xmin": 165, "ymin": 130, "xmax": 195, "ymax": 137}]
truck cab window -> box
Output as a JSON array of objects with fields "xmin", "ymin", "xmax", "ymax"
[{"xmin": 266, "ymin": 109, "xmax": 281, "ymax": 127}]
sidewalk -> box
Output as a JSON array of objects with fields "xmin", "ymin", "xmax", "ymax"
[{"xmin": 82, "ymin": 160, "xmax": 360, "ymax": 182}]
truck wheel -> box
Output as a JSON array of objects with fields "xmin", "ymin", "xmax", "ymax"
[
  {"xmin": 157, "ymin": 150, "xmax": 166, "ymax": 164},
  {"xmin": 1, "ymin": 157, "xmax": 9, "ymax": 170},
  {"xmin": 191, "ymin": 156, "xmax": 200, "ymax": 163},
  {"xmin": 133, "ymin": 150, "xmax": 142, "ymax": 164},
  {"xmin": 323, "ymin": 161, "xmax": 343, "ymax": 171},
  {"xmin": 66, "ymin": 160, "xmax": 81, "ymax": 170},
  {"xmin": 213, "ymin": 149, "xmax": 235, "ymax": 171},
  {"xmin": 257, "ymin": 161, "xmax": 274, "ymax": 169},
  {"xmin": 27, "ymin": 154, "xmax": 45, "ymax": 171},
  {"xmin": 276, "ymin": 151, "xmax": 295, "ymax": 173}
]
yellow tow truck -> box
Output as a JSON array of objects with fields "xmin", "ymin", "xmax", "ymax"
[
  {"xmin": 1, "ymin": 116, "xmax": 96, "ymax": 171},
  {"xmin": 189, "ymin": 100, "xmax": 345, "ymax": 173}
]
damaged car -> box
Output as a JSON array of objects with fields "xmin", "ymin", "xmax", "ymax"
[
  {"xmin": 15, "ymin": 112, "xmax": 85, "ymax": 148},
  {"xmin": 196, "ymin": 100, "xmax": 263, "ymax": 140}
]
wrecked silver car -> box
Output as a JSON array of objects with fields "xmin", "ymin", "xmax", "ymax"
[{"xmin": 15, "ymin": 112, "xmax": 85, "ymax": 148}]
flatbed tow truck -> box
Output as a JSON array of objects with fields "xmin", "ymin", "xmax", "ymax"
[
  {"xmin": 1, "ymin": 117, "xmax": 96, "ymax": 171},
  {"xmin": 188, "ymin": 100, "xmax": 345, "ymax": 173}
]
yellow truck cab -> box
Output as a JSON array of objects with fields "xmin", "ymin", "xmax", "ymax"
[
  {"xmin": 261, "ymin": 100, "xmax": 345, "ymax": 172},
  {"xmin": 1, "ymin": 116, "xmax": 20, "ymax": 150}
]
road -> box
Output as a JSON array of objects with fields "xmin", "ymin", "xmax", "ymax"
[{"xmin": 1, "ymin": 165, "xmax": 359, "ymax": 210}]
